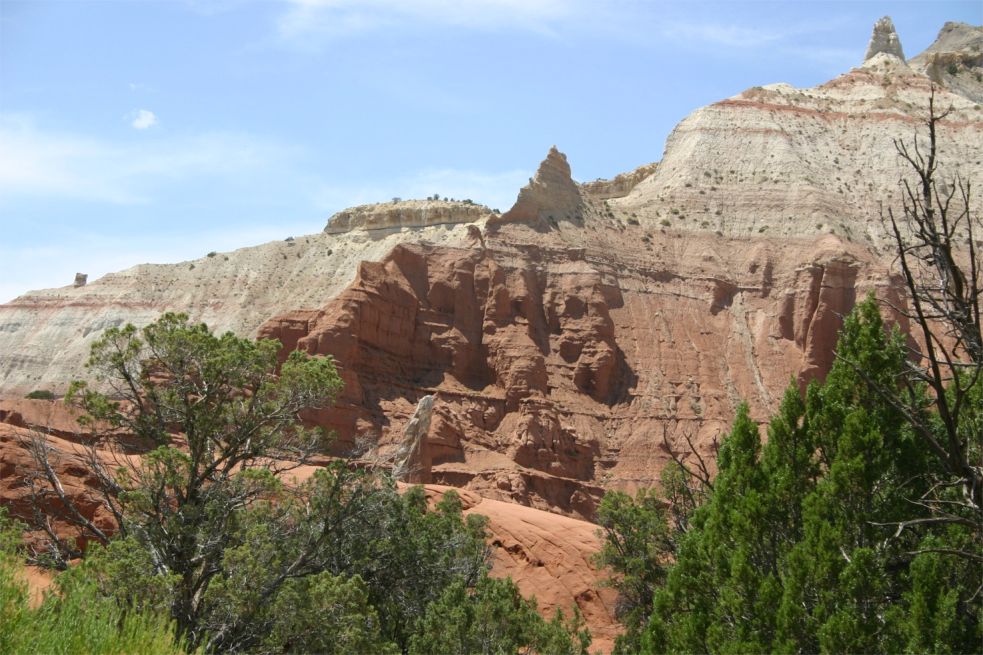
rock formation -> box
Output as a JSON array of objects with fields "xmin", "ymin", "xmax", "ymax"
[
  {"xmin": 0, "ymin": 219, "xmax": 481, "ymax": 397},
  {"xmin": 1, "ymin": 18, "xmax": 981, "ymax": 650},
  {"xmin": 492, "ymin": 146, "xmax": 584, "ymax": 228},
  {"xmin": 908, "ymin": 21, "xmax": 983, "ymax": 103},
  {"xmin": 581, "ymin": 162, "xmax": 658, "ymax": 200},
  {"xmin": 392, "ymin": 394, "xmax": 434, "ymax": 483},
  {"xmin": 3, "ymin": 19, "xmax": 982, "ymax": 520},
  {"xmin": 325, "ymin": 199, "xmax": 493, "ymax": 235},
  {"xmin": 865, "ymin": 16, "xmax": 906, "ymax": 61}
]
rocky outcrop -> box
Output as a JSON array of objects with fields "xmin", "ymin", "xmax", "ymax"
[
  {"xmin": 260, "ymin": 209, "xmax": 903, "ymax": 519},
  {"xmin": 424, "ymin": 486, "xmax": 619, "ymax": 653},
  {"xmin": 581, "ymin": 162, "xmax": 658, "ymax": 200},
  {"xmin": 0, "ymin": 223, "xmax": 477, "ymax": 398},
  {"xmin": 908, "ymin": 22, "xmax": 983, "ymax": 104},
  {"xmin": 492, "ymin": 147, "xmax": 585, "ymax": 228},
  {"xmin": 392, "ymin": 394, "xmax": 434, "ymax": 483},
  {"xmin": 611, "ymin": 34, "xmax": 982, "ymax": 246},
  {"xmin": 324, "ymin": 199, "xmax": 492, "ymax": 234},
  {"xmin": 865, "ymin": 16, "xmax": 906, "ymax": 61}
]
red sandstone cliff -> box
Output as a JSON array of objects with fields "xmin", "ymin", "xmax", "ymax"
[{"xmin": 259, "ymin": 194, "xmax": 907, "ymax": 519}]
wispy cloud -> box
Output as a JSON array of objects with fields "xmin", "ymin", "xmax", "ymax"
[
  {"xmin": 276, "ymin": 0, "xmax": 576, "ymax": 45},
  {"xmin": 0, "ymin": 114, "xmax": 297, "ymax": 205},
  {"xmin": 659, "ymin": 15, "xmax": 857, "ymax": 51},
  {"xmin": 130, "ymin": 109, "xmax": 159, "ymax": 130},
  {"xmin": 655, "ymin": 15, "xmax": 857, "ymax": 73},
  {"xmin": 660, "ymin": 21, "xmax": 785, "ymax": 49}
]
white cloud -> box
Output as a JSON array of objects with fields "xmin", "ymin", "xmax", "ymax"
[
  {"xmin": 0, "ymin": 114, "xmax": 297, "ymax": 205},
  {"xmin": 277, "ymin": 0, "xmax": 576, "ymax": 44},
  {"xmin": 130, "ymin": 109, "xmax": 159, "ymax": 130}
]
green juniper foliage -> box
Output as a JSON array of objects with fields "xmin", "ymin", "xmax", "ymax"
[
  {"xmin": 598, "ymin": 297, "xmax": 981, "ymax": 654},
  {"xmin": 21, "ymin": 314, "xmax": 589, "ymax": 653},
  {"xmin": 409, "ymin": 575, "xmax": 592, "ymax": 655},
  {"xmin": 0, "ymin": 509, "xmax": 191, "ymax": 655}
]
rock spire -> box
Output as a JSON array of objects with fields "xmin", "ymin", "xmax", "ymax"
[
  {"xmin": 392, "ymin": 395, "xmax": 434, "ymax": 483},
  {"xmin": 864, "ymin": 16, "xmax": 905, "ymax": 61},
  {"xmin": 495, "ymin": 146, "xmax": 583, "ymax": 226}
]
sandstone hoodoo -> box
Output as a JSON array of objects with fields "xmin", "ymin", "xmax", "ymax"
[
  {"xmin": 493, "ymin": 146, "xmax": 585, "ymax": 228},
  {"xmin": 864, "ymin": 15, "xmax": 906, "ymax": 61},
  {"xmin": 392, "ymin": 394, "xmax": 435, "ymax": 484}
]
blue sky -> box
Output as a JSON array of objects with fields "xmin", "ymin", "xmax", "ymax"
[{"xmin": 0, "ymin": 0, "xmax": 979, "ymax": 303}]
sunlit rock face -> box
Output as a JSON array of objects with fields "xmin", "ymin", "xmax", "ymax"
[
  {"xmin": 865, "ymin": 16, "xmax": 906, "ymax": 61},
  {"xmin": 2, "ymin": 17, "xmax": 982, "ymax": 521},
  {"xmin": 2, "ymin": 18, "xmax": 982, "ymax": 651}
]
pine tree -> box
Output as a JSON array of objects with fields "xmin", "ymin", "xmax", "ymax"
[{"xmin": 629, "ymin": 296, "xmax": 981, "ymax": 653}]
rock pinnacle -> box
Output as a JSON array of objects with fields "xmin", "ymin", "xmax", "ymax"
[{"xmin": 864, "ymin": 16, "xmax": 906, "ymax": 61}]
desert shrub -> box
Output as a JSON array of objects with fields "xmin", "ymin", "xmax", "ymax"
[
  {"xmin": 22, "ymin": 314, "xmax": 584, "ymax": 653},
  {"xmin": 0, "ymin": 509, "xmax": 188, "ymax": 655}
]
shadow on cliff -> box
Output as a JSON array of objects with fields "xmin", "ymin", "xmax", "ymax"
[{"xmin": 259, "ymin": 241, "xmax": 637, "ymax": 504}]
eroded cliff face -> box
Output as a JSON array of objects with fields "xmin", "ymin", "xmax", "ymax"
[
  {"xmin": 0, "ymin": 410, "xmax": 620, "ymax": 653},
  {"xmin": 1, "ymin": 18, "xmax": 980, "ymax": 650},
  {"xmin": 0, "ymin": 221, "xmax": 480, "ymax": 398},
  {"xmin": 260, "ymin": 184, "xmax": 904, "ymax": 519},
  {"xmin": 909, "ymin": 22, "xmax": 983, "ymax": 103},
  {"xmin": 324, "ymin": 199, "xmax": 494, "ymax": 234}
]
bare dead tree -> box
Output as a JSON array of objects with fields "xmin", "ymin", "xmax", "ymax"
[
  {"xmin": 659, "ymin": 423, "xmax": 717, "ymax": 535},
  {"xmin": 880, "ymin": 86, "xmax": 982, "ymax": 547}
]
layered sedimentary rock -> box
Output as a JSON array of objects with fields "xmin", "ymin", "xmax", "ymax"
[
  {"xmin": 908, "ymin": 22, "xmax": 983, "ymax": 103},
  {"xmin": 581, "ymin": 162, "xmax": 659, "ymax": 200},
  {"xmin": 610, "ymin": 52, "xmax": 982, "ymax": 248},
  {"xmin": 492, "ymin": 146, "xmax": 585, "ymax": 227},
  {"xmin": 2, "ymin": 19, "xmax": 982, "ymax": 518},
  {"xmin": 0, "ymin": 221, "xmax": 481, "ymax": 397},
  {"xmin": 260, "ymin": 189, "xmax": 902, "ymax": 518},
  {"xmin": 324, "ymin": 199, "xmax": 493, "ymax": 235}
]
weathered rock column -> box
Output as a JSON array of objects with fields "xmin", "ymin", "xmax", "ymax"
[{"xmin": 392, "ymin": 395, "xmax": 434, "ymax": 484}]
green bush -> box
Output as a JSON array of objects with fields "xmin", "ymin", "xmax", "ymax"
[
  {"xmin": 24, "ymin": 390, "xmax": 55, "ymax": 400},
  {"xmin": 20, "ymin": 313, "xmax": 582, "ymax": 653},
  {"xmin": 409, "ymin": 576, "xmax": 591, "ymax": 655},
  {"xmin": 0, "ymin": 509, "xmax": 189, "ymax": 655},
  {"xmin": 597, "ymin": 297, "xmax": 981, "ymax": 654}
]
